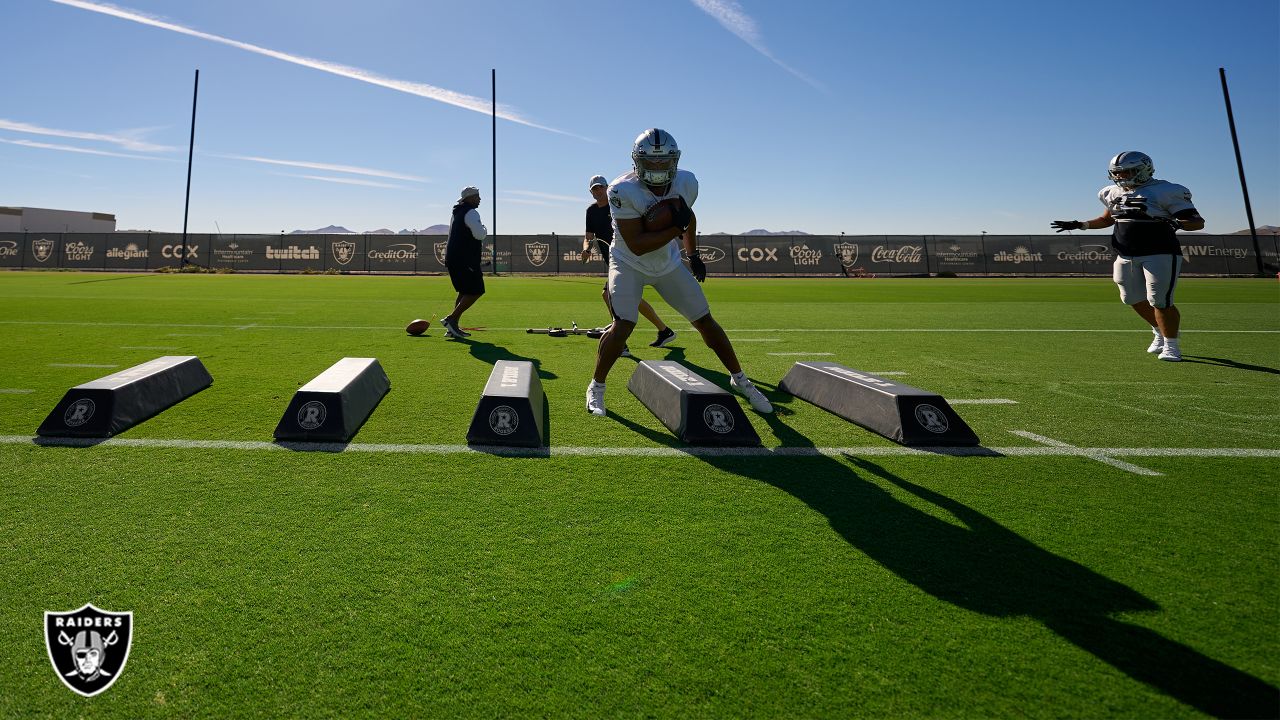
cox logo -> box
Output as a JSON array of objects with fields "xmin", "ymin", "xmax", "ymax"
[
  {"xmin": 160, "ymin": 244, "xmax": 199, "ymax": 259},
  {"xmin": 736, "ymin": 247, "xmax": 779, "ymax": 262}
]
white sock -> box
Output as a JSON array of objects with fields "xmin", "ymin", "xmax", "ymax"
[
  {"xmin": 1165, "ymin": 337, "xmax": 1180, "ymax": 349},
  {"xmin": 1151, "ymin": 326, "xmax": 1163, "ymax": 339},
  {"xmin": 589, "ymin": 380, "xmax": 605, "ymax": 390},
  {"xmin": 731, "ymin": 371, "xmax": 747, "ymax": 383}
]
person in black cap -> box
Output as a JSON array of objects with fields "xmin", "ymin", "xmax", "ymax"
[
  {"xmin": 582, "ymin": 174, "xmax": 676, "ymax": 352},
  {"xmin": 440, "ymin": 186, "xmax": 486, "ymax": 339}
]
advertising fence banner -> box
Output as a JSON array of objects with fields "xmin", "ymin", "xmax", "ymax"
[{"xmin": 2, "ymin": 233, "xmax": 1272, "ymax": 276}]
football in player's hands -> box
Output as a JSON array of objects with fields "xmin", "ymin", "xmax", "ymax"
[
  {"xmin": 643, "ymin": 197, "xmax": 691, "ymax": 232},
  {"xmin": 405, "ymin": 318, "xmax": 431, "ymax": 336}
]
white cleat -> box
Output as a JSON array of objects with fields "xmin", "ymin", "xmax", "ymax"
[
  {"xmin": 1157, "ymin": 346, "xmax": 1182, "ymax": 362},
  {"xmin": 586, "ymin": 382, "xmax": 607, "ymax": 416},
  {"xmin": 1147, "ymin": 336, "xmax": 1165, "ymax": 354},
  {"xmin": 731, "ymin": 375, "xmax": 774, "ymax": 414}
]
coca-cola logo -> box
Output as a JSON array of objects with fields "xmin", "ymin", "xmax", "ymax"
[{"xmin": 870, "ymin": 245, "xmax": 923, "ymax": 264}]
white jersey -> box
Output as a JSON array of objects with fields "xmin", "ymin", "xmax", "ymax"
[
  {"xmin": 607, "ymin": 169, "xmax": 699, "ymax": 276},
  {"xmin": 1098, "ymin": 179, "xmax": 1195, "ymax": 256}
]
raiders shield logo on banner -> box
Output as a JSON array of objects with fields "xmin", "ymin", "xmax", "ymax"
[
  {"xmin": 331, "ymin": 240, "xmax": 355, "ymax": 266},
  {"xmin": 524, "ymin": 242, "xmax": 549, "ymax": 267},
  {"xmin": 45, "ymin": 604, "xmax": 133, "ymax": 697},
  {"xmin": 33, "ymin": 238, "xmax": 56, "ymax": 263},
  {"xmin": 833, "ymin": 242, "xmax": 858, "ymax": 268},
  {"xmin": 433, "ymin": 241, "xmax": 448, "ymax": 267}
]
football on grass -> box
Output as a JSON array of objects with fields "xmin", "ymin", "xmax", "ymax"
[
  {"xmin": 405, "ymin": 318, "xmax": 430, "ymax": 336},
  {"xmin": 642, "ymin": 198, "xmax": 685, "ymax": 232}
]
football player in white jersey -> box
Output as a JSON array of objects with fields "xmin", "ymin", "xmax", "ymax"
[
  {"xmin": 585, "ymin": 128, "xmax": 773, "ymax": 416},
  {"xmin": 1051, "ymin": 151, "xmax": 1204, "ymax": 361}
]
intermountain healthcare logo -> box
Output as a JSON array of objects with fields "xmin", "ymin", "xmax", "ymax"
[
  {"xmin": 45, "ymin": 604, "xmax": 133, "ymax": 697},
  {"xmin": 33, "ymin": 238, "xmax": 55, "ymax": 263},
  {"xmin": 524, "ymin": 242, "xmax": 549, "ymax": 267},
  {"xmin": 833, "ymin": 242, "xmax": 858, "ymax": 268},
  {"xmin": 331, "ymin": 240, "xmax": 356, "ymax": 266}
]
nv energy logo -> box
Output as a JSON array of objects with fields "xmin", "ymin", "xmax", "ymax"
[{"xmin": 45, "ymin": 604, "xmax": 133, "ymax": 697}]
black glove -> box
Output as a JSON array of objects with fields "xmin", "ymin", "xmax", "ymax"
[
  {"xmin": 1111, "ymin": 196, "xmax": 1152, "ymax": 220},
  {"xmin": 1050, "ymin": 220, "xmax": 1084, "ymax": 233},
  {"xmin": 688, "ymin": 254, "xmax": 707, "ymax": 282},
  {"xmin": 671, "ymin": 198, "xmax": 693, "ymax": 230}
]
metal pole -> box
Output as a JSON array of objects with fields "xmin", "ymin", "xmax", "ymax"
[
  {"xmin": 1219, "ymin": 67, "xmax": 1263, "ymax": 276},
  {"xmin": 491, "ymin": 68, "xmax": 497, "ymax": 276},
  {"xmin": 181, "ymin": 69, "xmax": 200, "ymax": 268}
]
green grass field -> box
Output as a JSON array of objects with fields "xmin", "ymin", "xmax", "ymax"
[{"xmin": 1, "ymin": 272, "xmax": 1277, "ymax": 718}]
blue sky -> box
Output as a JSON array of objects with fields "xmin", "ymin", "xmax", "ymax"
[{"xmin": 2, "ymin": 0, "xmax": 1277, "ymax": 235}]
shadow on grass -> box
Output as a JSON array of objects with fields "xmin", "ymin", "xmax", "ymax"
[
  {"xmin": 1179, "ymin": 355, "xmax": 1280, "ymax": 374},
  {"xmin": 696, "ymin": 450, "xmax": 1279, "ymax": 718},
  {"xmin": 455, "ymin": 338, "xmax": 558, "ymax": 380}
]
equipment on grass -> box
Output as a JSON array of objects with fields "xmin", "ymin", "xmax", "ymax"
[
  {"xmin": 273, "ymin": 358, "xmax": 390, "ymax": 442},
  {"xmin": 779, "ymin": 361, "xmax": 979, "ymax": 446},
  {"xmin": 466, "ymin": 360, "xmax": 546, "ymax": 447},
  {"xmin": 405, "ymin": 318, "xmax": 431, "ymax": 336},
  {"xmin": 627, "ymin": 360, "xmax": 761, "ymax": 446},
  {"xmin": 37, "ymin": 356, "xmax": 213, "ymax": 438},
  {"xmin": 527, "ymin": 323, "xmax": 608, "ymax": 338}
]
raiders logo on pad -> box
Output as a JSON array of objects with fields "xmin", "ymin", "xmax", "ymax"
[
  {"xmin": 45, "ymin": 604, "xmax": 133, "ymax": 697},
  {"xmin": 627, "ymin": 360, "xmax": 761, "ymax": 446},
  {"xmin": 467, "ymin": 360, "xmax": 546, "ymax": 448}
]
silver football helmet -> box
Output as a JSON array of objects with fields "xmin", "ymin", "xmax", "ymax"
[
  {"xmin": 631, "ymin": 128, "xmax": 681, "ymax": 188},
  {"xmin": 1108, "ymin": 151, "xmax": 1154, "ymax": 189}
]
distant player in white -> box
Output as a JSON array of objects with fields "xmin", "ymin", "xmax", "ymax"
[
  {"xmin": 1051, "ymin": 151, "xmax": 1204, "ymax": 361},
  {"xmin": 585, "ymin": 128, "xmax": 772, "ymax": 416}
]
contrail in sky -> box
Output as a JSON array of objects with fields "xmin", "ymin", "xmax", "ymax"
[
  {"xmin": 0, "ymin": 118, "xmax": 174, "ymax": 152},
  {"xmin": 272, "ymin": 173, "xmax": 410, "ymax": 190},
  {"xmin": 0, "ymin": 137, "xmax": 172, "ymax": 160},
  {"xmin": 49, "ymin": 0, "xmax": 587, "ymax": 139},
  {"xmin": 214, "ymin": 153, "xmax": 428, "ymax": 182},
  {"xmin": 689, "ymin": 0, "xmax": 826, "ymax": 92}
]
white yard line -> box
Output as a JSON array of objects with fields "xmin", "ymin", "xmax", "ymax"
[
  {"xmin": 119, "ymin": 346, "xmax": 180, "ymax": 350},
  {"xmin": 48, "ymin": 363, "xmax": 118, "ymax": 369},
  {"xmin": 1010, "ymin": 430, "xmax": 1161, "ymax": 476},
  {"xmin": 3, "ymin": 435, "xmax": 1277, "ymax": 461},
  {"xmin": 4, "ymin": 320, "xmax": 1276, "ymax": 334},
  {"xmin": 768, "ymin": 352, "xmax": 835, "ymax": 356},
  {"xmin": 949, "ymin": 399, "xmax": 1018, "ymax": 404},
  {"xmin": 0, "ymin": 389, "xmax": 35, "ymax": 394},
  {"xmin": 868, "ymin": 371, "xmax": 908, "ymax": 376}
]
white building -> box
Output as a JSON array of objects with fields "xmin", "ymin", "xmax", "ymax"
[{"xmin": 0, "ymin": 206, "xmax": 117, "ymax": 233}]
